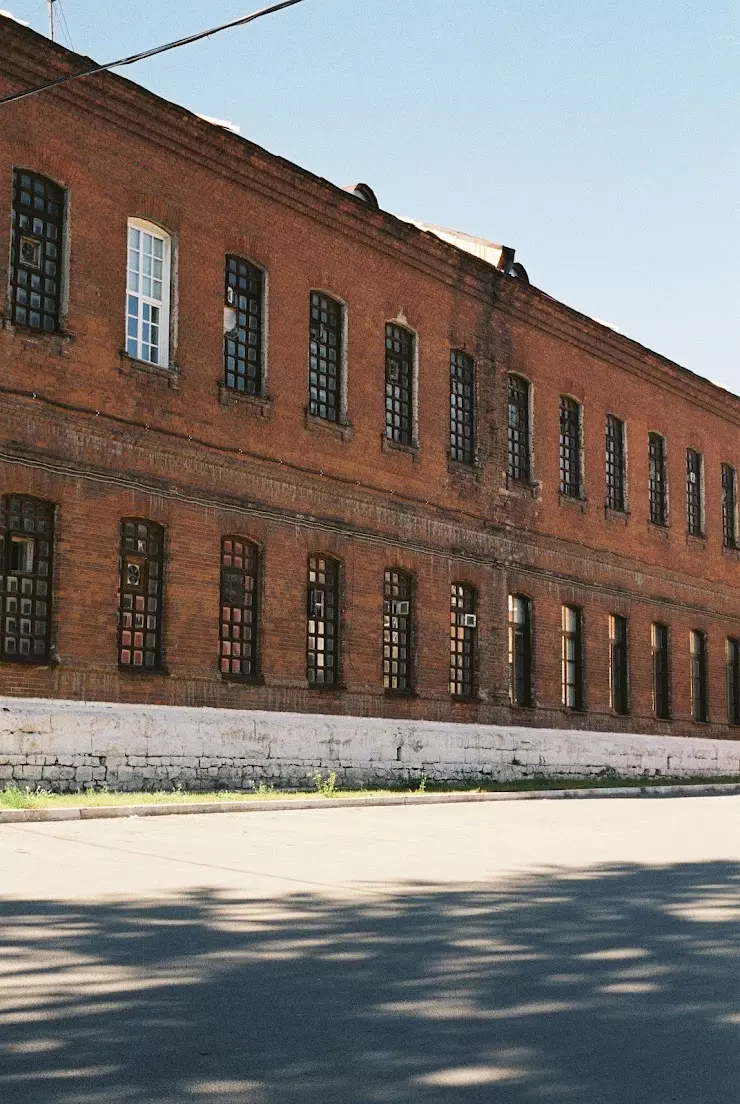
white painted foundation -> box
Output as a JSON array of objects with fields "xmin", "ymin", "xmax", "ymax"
[{"xmin": 1, "ymin": 698, "xmax": 740, "ymax": 792}]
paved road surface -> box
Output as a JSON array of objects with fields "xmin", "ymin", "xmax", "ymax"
[{"xmin": 1, "ymin": 795, "xmax": 739, "ymax": 1102}]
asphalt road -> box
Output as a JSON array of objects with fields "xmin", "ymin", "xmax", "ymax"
[{"xmin": 1, "ymin": 795, "xmax": 740, "ymax": 1103}]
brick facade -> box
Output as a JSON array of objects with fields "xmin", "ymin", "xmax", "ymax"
[{"xmin": 1, "ymin": 20, "xmax": 739, "ymax": 742}]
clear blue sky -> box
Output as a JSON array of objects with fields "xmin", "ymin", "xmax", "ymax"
[{"xmin": 7, "ymin": 0, "xmax": 740, "ymax": 391}]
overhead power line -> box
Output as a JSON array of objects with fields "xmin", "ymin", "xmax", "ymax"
[{"xmin": 0, "ymin": 0, "xmax": 307, "ymax": 106}]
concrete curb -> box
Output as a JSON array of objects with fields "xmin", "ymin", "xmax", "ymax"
[{"xmin": 2, "ymin": 781, "xmax": 740, "ymax": 823}]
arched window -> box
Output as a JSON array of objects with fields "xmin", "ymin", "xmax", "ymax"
[
  {"xmin": 449, "ymin": 350, "xmax": 476, "ymax": 465},
  {"xmin": 117, "ymin": 519, "xmax": 164, "ymax": 670},
  {"xmin": 385, "ymin": 323, "xmax": 415, "ymax": 447},
  {"xmin": 559, "ymin": 396, "xmax": 582, "ymax": 498},
  {"xmin": 307, "ymin": 555, "xmax": 340, "ymax": 686},
  {"xmin": 508, "ymin": 594, "xmax": 532, "ymax": 706},
  {"xmin": 10, "ymin": 170, "xmax": 65, "ymax": 332},
  {"xmin": 383, "ymin": 569, "xmax": 414, "ymax": 691},
  {"xmin": 0, "ymin": 495, "xmax": 54, "ymax": 661},
  {"xmin": 648, "ymin": 433, "xmax": 667, "ymax": 526},
  {"xmin": 219, "ymin": 537, "xmax": 260, "ymax": 678},
  {"xmin": 126, "ymin": 218, "xmax": 171, "ymax": 366},
  {"xmin": 450, "ymin": 583, "xmax": 477, "ymax": 698}
]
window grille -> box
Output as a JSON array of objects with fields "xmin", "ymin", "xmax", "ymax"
[
  {"xmin": 722, "ymin": 464, "xmax": 737, "ymax": 549},
  {"xmin": 309, "ymin": 292, "xmax": 342, "ymax": 422},
  {"xmin": 559, "ymin": 397, "xmax": 582, "ymax": 497},
  {"xmin": 652, "ymin": 623, "xmax": 670, "ymax": 719},
  {"xmin": 686, "ymin": 449, "xmax": 703, "ymax": 536},
  {"xmin": 449, "ymin": 350, "xmax": 475, "ymax": 464},
  {"xmin": 307, "ymin": 555, "xmax": 340, "ymax": 686},
  {"xmin": 385, "ymin": 324, "xmax": 414, "ymax": 446},
  {"xmin": 224, "ymin": 256, "xmax": 263, "ymax": 395},
  {"xmin": 727, "ymin": 637, "xmax": 740, "ymax": 725},
  {"xmin": 450, "ymin": 583, "xmax": 477, "ymax": 698},
  {"xmin": 10, "ymin": 170, "xmax": 64, "ymax": 332},
  {"xmin": 648, "ymin": 433, "xmax": 667, "ymax": 525},
  {"xmin": 219, "ymin": 537, "xmax": 259, "ymax": 678},
  {"xmin": 507, "ymin": 375, "xmax": 531, "ymax": 483},
  {"xmin": 0, "ymin": 495, "xmax": 53, "ymax": 661},
  {"xmin": 609, "ymin": 614, "xmax": 629, "ymax": 715},
  {"xmin": 383, "ymin": 570, "xmax": 413, "ymax": 691},
  {"xmin": 117, "ymin": 519, "xmax": 164, "ymax": 670},
  {"xmin": 562, "ymin": 604, "xmax": 583, "ymax": 710},
  {"xmin": 690, "ymin": 630, "xmax": 709, "ymax": 722},
  {"xmin": 126, "ymin": 219, "xmax": 170, "ymax": 366},
  {"xmin": 605, "ymin": 415, "xmax": 626, "ymax": 512},
  {"xmin": 508, "ymin": 594, "xmax": 532, "ymax": 706}
]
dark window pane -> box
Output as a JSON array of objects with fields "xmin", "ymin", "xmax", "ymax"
[
  {"xmin": 0, "ymin": 495, "xmax": 54, "ymax": 663},
  {"xmin": 306, "ymin": 555, "xmax": 340, "ymax": 686},
  {"xmin": 610, "ymin": 614, "xmax": 629, "ymax": 714},
  {"xmin": 508, "ymin": 594, "xmax": 532, "ymax": 706},
  {"xmin": 385, "ymin": 324, "xmax": 414, "ymax": 447},
  {"xmin": 691, "ymin": 630, "xmax": 708, "ymax": 722},
  {"xmin": 559, "ymin": 397, "xmax": 581, "ymax": 497},
  {"xmin": 224, "ymin": 256, "xmax": 264, "ymax": 395},
  {"xmin": 605, "ymin": 415, "xmax": 626, "ymax": 512},
  {"xmin": 450, "ymin": 583, "xmax": 477, "ymax": 698},
  {"xmin": 507, "ymin": 376, "xmax": 530, "ymax": 482},
  {"xmin": 10, "ymin": 170, "xmax": 64, "ymax": 332},
  {"xmin": 449, "ymin": 350, "xmax": 476, "ymax": 465},
  {"xmin": 649, "ymin": 434, "xmax": 668, "ymax": 525},
  {"xmin": 686, "ymin": 449, "xmax": 703, "ymax": 537},
  {"xmin": 117, "ymin": 519, "xmax": 164, "ymax": 670},
  {"xmin": 722, "ymin": 465, "xmax": 737, "ymax": 549},
  {"xmin": 219, "ymin": 538, "xmax": 260, "ymax": 678},
  {"xmin": 309, "ymin": 292, "xmax": 343, "ymax": 422},
  {"xmin": 384, "ymin": 570, "xmax": 414, "ymax": 691},
  {"xmin": 727, "ymin": 638, "xmax": 740, "ymax": 725},
  {"xmin": 652, "ymin": 623, "xmax": 671, "ymax": 719}
]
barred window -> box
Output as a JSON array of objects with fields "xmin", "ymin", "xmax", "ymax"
[
  {"xmin": 686, "ymin": 449, "xmax": 703, "ymax": 537},
  {"xmin": 722, "ymin": 464, "xmax": 738, "ymax": 549},
  {"xmin": 450, "ymin": 583, "xmax": 477, "ymax": 698},
  {"xmin": 307, "ymin": 555, "xmax": 340, "ymax": 687},
  {"xmin": 508, "ymin": 594, "xmax": 532, "ymax": 706},
  {"xmin": 385, "ymin": 323, "xmax": 414, "ymax": 447},
  {"xmin": 449, "ymin": 350, "xmax": 475, "ymax": 464},
  {"xmin": 308, "ymin": 292, "xmax": 343, "ymax": 422},
  {"xmin": 219, "ymin": 538, "xmax": 259, "ymax": 679},
  {"xmin": 383, "ymin": 570, "xmax": 413, "ymax": 691},
  {"xmin": 562, "ymin": 604, "xmax": 583, "ymax": 710},
  {"xmin": 0, "ymin": 495, "xmax": 54, "ymax": 661},
  {"xmin": 507, "ymin": 375, "xmax": 531, "ymax": 482},
  {"xmin": 690, "ymin": 630, "xmax": 709, "ymax": 722},
  {"xmin": 10, "ymin": 170, "xmax": 65, "ymax": 332},
  {"xmin": 559, "ymin": 397, "xmax": 582, "ymax": 498},
  {"xmin": 117, "ymin": 519, "xmax": 164, "ymax": 670},
  {"xmin": 224, "ymin": 256, "xmax": 263, "ymax": 395},
  {"xmin": 652, "ymin": 623, "xmax": 670, "ymax": 719},
  {"xmin": 609, "ymin": 614, "xmax": 629, "ymax": 715},
  {"xmin": 648, "ymin": 433, "xmax": 667, "ymax": 525},
  {"xmin": 605, "ymin": 415, "xmax": 626, "ymax": 512},
  {"xmin": 727, "ymin": 637, "xmax": 740, "ymax": 726},
  {"xmin": 126, "ymin": 219, "xmax": 171, "ymax": 366}
]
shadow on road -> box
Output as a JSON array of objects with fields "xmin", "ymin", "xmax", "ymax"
[{"xmin": 2, "ymin": 861, "xmax": 740, "ymax": 1102}]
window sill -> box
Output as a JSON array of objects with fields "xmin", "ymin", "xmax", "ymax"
[
  {"xmin": 306, "ymin": 682, "xmax": 345, "ymax": 692},
  {"xmin": 219, "ymin": 384, "xmax": 273, "ymax": 419},
  {"xmin": 0, "ymin": 654, "xmax": 57, "ymax": 667},
  {"xmin": 605, "ymin": 506, "xmax": 629, "ymax": 523},
  {"xmin": 118, "ymin": 664, "xmax": 169, "ymax": 676},
  {"xmin": 381, "ymin": 434, "xmax": 420, "ymax": 463},
  {"xmin": 304, "ymin": 411, "xmax": 354, "ymax": 442},
  {"xmin": 503, "ymin": 476, "xmax": 538, "ymax": 499},
  {"xmin": 559, "ymin": 492, "xmax": 587, "ymax": 512},
  {"xmin": 450, "ymin": 693, "xmax": 480, "ymax": 704},
  {"xmin": 2, "ymin": 318, "xmax": 74, "ymax": 354},
  {"xmin": 448, "ymin": 458, "xmax": 480, "ymax": 481},
  {"xmin": 648, "ymin": 520, "xmax": 670, "ymax": 538},
  {"xmin": 384, "ymin": 687, "xmax": 419, "ymax": 699},
  {"xmin": 686, "ymin": 531, "xmax": 707, "ymax": 548},
  {"xmin": 723, "ymin": 544, "xmax": 740, "ymax": 561},
  {"xmin": 119, "ymin": 352, "xmax": 180, "ymax": 390},
  {"xmin": 219, "ymin": 673, "xmax": 265, "ymax": 686}
]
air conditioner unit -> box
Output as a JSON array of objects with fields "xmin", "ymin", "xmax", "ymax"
[
  {"xmin": 392, "ymin": 600, "xmax": 410, "ymax": 616},
  {"xmin": 460, "ymin": 613, "xmax": 477, "ymax": 628}
]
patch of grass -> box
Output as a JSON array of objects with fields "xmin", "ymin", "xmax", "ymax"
[{"xmin": 1, "ymin": 773, "xmax": 739, "ymax": 810}]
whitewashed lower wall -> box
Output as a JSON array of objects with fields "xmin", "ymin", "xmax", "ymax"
[{"xmin": 1, "ymin": 697, "xmax": 740, "ymax": 791}]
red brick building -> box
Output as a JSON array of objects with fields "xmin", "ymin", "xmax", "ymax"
[{"xmin": 1, "ymin": 19, "xmax": 739, "ymax": 741}]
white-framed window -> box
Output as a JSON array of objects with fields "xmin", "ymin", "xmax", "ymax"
[{"xmin": 126, "ymin": 218, "xmax": 171, "ymax": 366}]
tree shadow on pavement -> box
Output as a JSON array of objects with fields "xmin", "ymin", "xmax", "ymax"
[{"xmin": 2, "ymin": 861, "xmax": 740, "ymax": 1103}]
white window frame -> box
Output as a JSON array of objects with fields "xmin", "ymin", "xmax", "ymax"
[{"xmin": 126, "ymin": 218, "xmax": 171, "ymax": 367}]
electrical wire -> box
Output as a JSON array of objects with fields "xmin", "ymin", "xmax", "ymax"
[
  {"xmin": 0, "ymin": 0, "xmax": 307, "ymax": 106},
  {"xmin": 56, "ymin": 0, "xmax": 75, "ymax": 51}
]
